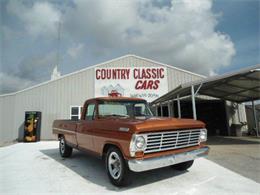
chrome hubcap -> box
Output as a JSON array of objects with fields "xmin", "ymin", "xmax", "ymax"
[
  {"xmin": 60, "ymin": 138, "xmax": 65, "ymax": 154},
  {"xmin": 108, "ymin": 152, "xmax": 121, "ymax": 179}
]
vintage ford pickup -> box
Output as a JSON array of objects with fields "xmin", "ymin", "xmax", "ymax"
[{"xmin": 53, "ymin": 96, "xmax": 209, "ymax": 186}]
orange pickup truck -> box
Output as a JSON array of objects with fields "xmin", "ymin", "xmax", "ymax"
[{"xmin": 53, "ymin": 96, "xmax": 209, "ymax": 186}]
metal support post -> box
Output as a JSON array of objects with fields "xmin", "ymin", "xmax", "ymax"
[
  {"xmin": 252, "ymin": 100, "xmax": 259, "ymax": 137},
  {"xmin": 160, "ymin": 104, "xmax": 163, "ymax": 117},
  {"xmin": 177, "ymin": 94, "xmax": 181, "ymax": 118},
  {"xmin": 155, "ymin": 105, "xmax": 158, "ymax": 116},
  {"xmin": 191, "ymin": 85, "xmax": 197, "ymax": 120},
  {"xmin": 167, "ymin": 101, "xmax": 171, "ymax": 117},
  {"xmin": 172, "ymin": 100, "xmax": 175, "ymax": 117}
]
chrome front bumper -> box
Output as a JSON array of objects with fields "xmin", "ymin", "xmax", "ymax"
[{"xmin": 128, "ymin": 146, "xmax": 209, "ymax": 172}]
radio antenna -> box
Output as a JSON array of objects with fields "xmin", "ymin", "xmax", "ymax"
[
  {"xmin": 51, "ymin": 21, "xmax": 62, "ymax": 80},
  {"xmin": 56, "ymin": 20, "xmax": 61, "ymax": 70}
]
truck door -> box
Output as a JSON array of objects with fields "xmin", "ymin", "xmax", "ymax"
[{"xmin": 76, "ymin": 103, "xmax": 96, "ymax": 151}]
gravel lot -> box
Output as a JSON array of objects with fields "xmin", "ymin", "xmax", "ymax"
[{"xmin": 0, "ymin": 141, "xmax": 259, "ymax": 194}]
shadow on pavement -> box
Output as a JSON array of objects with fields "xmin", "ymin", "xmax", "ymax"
[{"xmin": 40, "ymin": 148, "xmax": 187, "ymax": 191}]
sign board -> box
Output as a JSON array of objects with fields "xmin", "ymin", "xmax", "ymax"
[{"xmin": 95, "ymin": 67, "xmax": 168, "ymax": 102}]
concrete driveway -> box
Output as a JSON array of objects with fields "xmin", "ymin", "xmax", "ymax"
[{"xmin": 0, "ymin": 141, "xmax": 259, "ymax": 195}]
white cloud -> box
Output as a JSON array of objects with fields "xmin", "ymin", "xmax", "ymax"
[
  {"xmin": 0, "ymin": 51, "xmax": 57, "ymax": 94},
  {"xmin": 2, "ymin": 0, "xmax": 237, "ymax": 94},
  {"xmin": 7, "ymin": 1, "xmax": 61, "ymax": 37},
  {"xmin": 62, "ymin": 0, "xmax": 235, "ymax": 75},
  {"xmin": 0, "ymin": 72, "xmax": 34, "ymax": 94},
  {"xmin": 14, "ymin": 52, "xmax": 57, "ymax": 82},
  {"xmin": 6, "ymin": 0, "xmax": 235, "ymax": 75},
  {"xmin": 67, "ymin": 43, "xmax": 84, "ymax": 58},
  {"xmin": 209, "ymin": 70, "xmax": 218, "ymax": 76}
]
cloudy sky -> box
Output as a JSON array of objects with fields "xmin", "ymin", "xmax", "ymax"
[{"xmin": 0, "ymin": 0, "xmax": 259, "ymax": 94}]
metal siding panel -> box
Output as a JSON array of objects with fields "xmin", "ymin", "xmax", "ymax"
[
  {"xmin": 0, "ymin": 95, "xmax": 16, "ymax": 143},
  {"xmin": 0, "ymin": 68, "xmax": 95, "ymax": 142},
  {"xmin": 14, "ymin": 94, "xmax": 22, "ymax": 142},
  {"xmin": 167, "ymin": 67, "xmax": 203, "ymax": 91},
  {"xmin": 0, "ymin": 97, "xmax": 2, "ymax": 141},
  {"xmin": 38, "ymin": 68, "xmax": 95, "ymax": 139},
  {"xmin": 8, "ymin": 96, "xmax": 16, "ymax": 142}
]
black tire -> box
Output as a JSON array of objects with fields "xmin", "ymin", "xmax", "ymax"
[
  {"xmin": 59, "ymin": 136, "xmax": 73, "ymax": 158},
  {"xmin": 171, "ymin": 160, "xmax": 194, "ymax": 171},
  {"xmin": 105, "ymin": 146, "xmax": 131, "ymax": 186},
  {"xmin": 248, "ymin": 128, "xmax": 257, "ymax": 136}
]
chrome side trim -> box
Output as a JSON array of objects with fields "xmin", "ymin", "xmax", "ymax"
[
  {"xmin": 128, "ymin": 146, "xmax": 209, "ymax": 172},
  {"xmin": 119, "ymin": 127, "xmax": 129, "ymax": 132},
  {"xmin": 53, "ymin": 128, "xmax": 76, "ymax": 134}
]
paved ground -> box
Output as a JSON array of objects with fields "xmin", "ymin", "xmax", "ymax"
[
  {"xmin": 207, "ymin": 136, "xmax": 260, "ymax": 183},
  {"xmin": 0, "ymin": 141, "xmax": 260, "ymax": 194}
]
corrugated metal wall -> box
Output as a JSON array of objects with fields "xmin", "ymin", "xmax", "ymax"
[
  {"xmin": 0, "ymin": 94, "xmax": 16, "ymax": 142},
  {"xmin": 0, "ymin": 55, "xmax": 203, "ymax": 143}
]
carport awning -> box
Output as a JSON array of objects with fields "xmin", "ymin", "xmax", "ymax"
[{"xmin": 152, "ymin": 64, "xmax": 260, "ymax": 104}]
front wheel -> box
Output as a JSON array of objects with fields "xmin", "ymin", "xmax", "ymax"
[
  {"xmin": 59, "ymin": 136, "xmax": 73, "ymax": 158},
  {"xmin": 171, "ymin": 160, "xmax": 194, "ymax": 171},
  {"xmin": 105, "ymin": 147, "xmax": 131, "ymax": 186}
]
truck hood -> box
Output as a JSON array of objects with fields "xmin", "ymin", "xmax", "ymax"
[
  {"xmin": 97, "ymin": 117, "xmax": 205, "ymax": 133},
  {"xmin": 132, "ymin": 117, "xmax": 205, "ymax": 133}
]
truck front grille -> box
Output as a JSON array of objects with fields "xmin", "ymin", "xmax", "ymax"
[{"xmin": 144, "ymin": 129, "xmax": 201, "ymax": 154}]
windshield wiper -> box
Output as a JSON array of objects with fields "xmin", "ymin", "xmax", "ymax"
[
  {"xmin": 112, "ymin": 114, "xmax": 129, "ymax": 117},
  {"xmin": 135, "ymin": 114, "xmax": 152, "ymax": 118}
]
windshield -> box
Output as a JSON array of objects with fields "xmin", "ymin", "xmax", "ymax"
[{"xmin": 98, "ymin": 100, "xmax": 153, "ymax": 119}]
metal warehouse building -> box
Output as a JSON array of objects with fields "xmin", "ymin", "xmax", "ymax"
[{"xmin": 0, "ymin": 55, "xmax": 247, "ymax": 144}]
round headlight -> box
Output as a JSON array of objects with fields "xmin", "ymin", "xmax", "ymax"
[
  {"xmin": 200, "ymin": 129, "xmax": 207, "ymax": 141},
  {"xmin": 135, "ymin": 136, "xmax": 146, "ymax": 149}
]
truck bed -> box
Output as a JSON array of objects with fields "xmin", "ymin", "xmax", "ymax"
[{"xmin": 53, "ymin": 119, "xmax": 78, "ymax": 135}]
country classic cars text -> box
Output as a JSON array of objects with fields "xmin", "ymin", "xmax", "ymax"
[{"xmin": 95, "ymin": 68, "xmax": 165, "ymax": 90}]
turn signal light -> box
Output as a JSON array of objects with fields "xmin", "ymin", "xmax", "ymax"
[{"xmin": 135, "ymin": 151, "xmax": 144, "ymax": 158}]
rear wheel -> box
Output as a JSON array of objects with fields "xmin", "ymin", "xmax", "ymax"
[
  {"xmin": 171, "ymin": 160, "xmax": 194, "ymax": 171},
  {"xmin": 59, "ymin": 136, "xmax": 73, "ymax": 157},
  {"xmin": 105, "ymin": 147, "xmax": 131, "ymax": 186}
]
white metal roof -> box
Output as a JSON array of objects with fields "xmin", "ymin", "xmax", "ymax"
[{"xmin": 152, "ymin": 64, "xmax": 260, "ymax": 104}]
